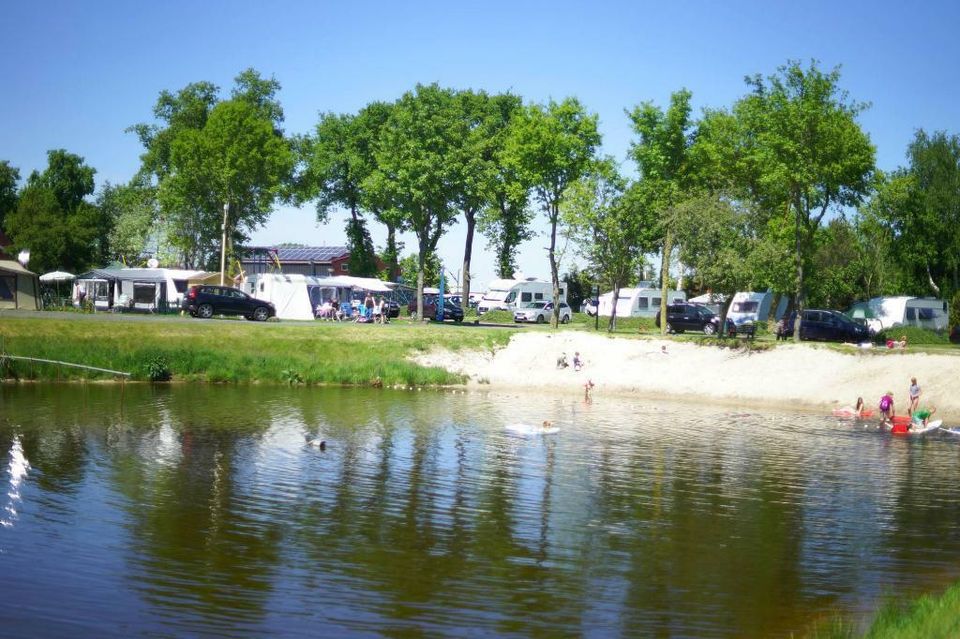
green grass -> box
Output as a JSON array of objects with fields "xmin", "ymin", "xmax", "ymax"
[
  {"xmin": 0, "ymin": 316, "xmax": 515, "ymax": 385},
  {"xmin": 804, "ymin": 582, "xmax": 960, "ymax": 639}
]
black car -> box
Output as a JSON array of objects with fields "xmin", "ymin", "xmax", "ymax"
[
  {"xmin": 786, "ymin": 309, "xmax": 870, "ymax": 342},
  {"xmin": 408, "ymin": 296, "xmax": 464, "ymax": 322},
  {"xmin": 655, "ymin": 303, "xmax": 725, "ymax": 335},
  {"xmin": 182, "ymin": 285, "xmax": 276, "ymax": 321},
  {"xmin": 950, "ymin": 326, "xmax": 960, "ymax": 344}
]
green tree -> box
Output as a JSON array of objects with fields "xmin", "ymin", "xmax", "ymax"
[
  {"xmin": 671, "ymin": 193, "xmax": 759, "ymax": 325},
  {"xmin": 98, "ymin": 180, "xmax": 157, "ymax": 266},
  {"xmin": 477, "ymin": 93, "xmax": 533, "ymax": 279},
  {"xmin": 398, "ymin": 251, "xmax": 439, "ymax": 290},
  {"xmin": 896, "ymin": 130, "xmax": 960, "ymax": 296},
  {"xmin": 301, "ymin": 101, "xmax": 398, "ymax": 281},
  {"xmin": 5, "ymin": 150, "xmax": 107, "ymax": 273},
  {"xmin": 628, "ymin": 89, "xmax": 700, "ymax": 335},
  {"xmin": 133, "ymin": 70, "xmax": 293, "ymax": 273},
  {"xmin": 728, "ymin": 61, "xmax": 875, "ymax": 338},
  {"xmin": 370, "ymin": 84, "xmax": 461, "ymax": 318},
  {"xmin": 506, "ymin": 97, "xmax": 601, "ymax": 327},
  {"xmin": 0, "ymin": 161, "xmax": 20, "ymax": 231},
  {"xmin": 562, "ymin": 160, "xmax": 652, "ymax": 331}
]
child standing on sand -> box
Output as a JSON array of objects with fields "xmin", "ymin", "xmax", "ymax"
[{"xmin": 908, "ymin": 377, "xmax": 921, "ymax": 415}]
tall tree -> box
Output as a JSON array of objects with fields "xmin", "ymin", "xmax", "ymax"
[
  {"xmin": 562, "ymin": 160, "xmax": 653, "ymax": 331},
  {"xmin": 0, "ymin": 161, "xmax": 20, "ymax": 232},
  {"xmin": 4, "ymin": 150, "xmax": 107, "ymax": 273},
  {"xmin": 302, "ymin": 101, "xmax": 399, "ymax": 280},
  {"xmin": 477, "ymin": 93, "xmax": 533, "ymax": 279},
  {"xmin": 628, "ymin": 89, "xmax": 700, "ymax": 335},
  {"xmin": 729, "ymin": 61, "xmax": 875, "ymax": 338},
  {"xmin": 896, "ymin": 130, "xmax": 960, "ymax": 296},
  {"xmin": 370, "ymin": 84, "xmax": 461, "ymax": 318},
  {"xmin": 133, "ymin": 70, "xmax": 293, "ymax": 272},
  {"xmin": 506, "ymin": 98, "xmax": 600, "ymax": 327}
]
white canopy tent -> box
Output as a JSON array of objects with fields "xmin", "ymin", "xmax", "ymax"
[{"xmin": 245, "ymin": 273, "xmax": 395, "ymax": 320}]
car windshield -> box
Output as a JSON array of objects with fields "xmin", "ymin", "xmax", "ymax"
[{"xmin": 524, "ymin": 302, "xmax": 547, "ymax": 310}]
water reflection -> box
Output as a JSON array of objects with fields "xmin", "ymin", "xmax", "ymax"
[{"xmin": 1, "ymin": 385, "xmax": 960, "ymax": 637}]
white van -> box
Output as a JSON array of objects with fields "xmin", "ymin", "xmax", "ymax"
[
  {"xmin": 477, "ymin": 277, "xmax": 563, "ymax": 315},
  {"xmin": 726, "ymin": 291, "xmax": 788, "ymax": 326},
  {"xmin": 848, "ymin": 296, "xmax": 949, "ymax": 333},
  {"xmin": 597, "ymin": 283, "xmax": 686, "ymax": 318}
]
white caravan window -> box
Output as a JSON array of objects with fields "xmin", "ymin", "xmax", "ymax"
[
  {"xmin": 534, "ymin": 292, "xmax": 544, "ymax": 300},
  {"xmin": 732, "ymin": 301, "xmax": 759, "ymax": 313},
  {"xmin": 651, "ymin": 297, "xmax": 661, "ymax": 306},
  {"xmin": 133, "ymin": 283, "xmax": 155, "ymax": 304},
  {"xmin": 637, "ymin": 298, "xmax": 648, "ymax": 309},
  {"xmin": 906, "ymin": 307, "xmax": 916, "ymax": 320},
  {"xmin": 521, "ymin": 292, "xmax": 533, "ymax": 302}
]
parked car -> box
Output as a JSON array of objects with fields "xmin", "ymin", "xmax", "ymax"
[
  {"xmin": 408, "ymin": 296, "xmax": 464, "ymax": 322},
  {"xmin": 182, "ymin": 285, "xmax": 276, "ymax": 321},
  {"xmin": 385, "ymin": 300, "xmax": 400, "ymax": 318},
  {"xmin": 655, "ymin": 303, "xmax": 725, "ymax": 335},
  {"xmin": 786, "ymin": 309, "xmax": 871, "ymax": 342},
  {"xmin": 514, "ymin": 301, "xmax": 572, "ymax": 324},
  {"xmin": 949, "ymin": 325, "xmax": 960, "ymax": 344}
]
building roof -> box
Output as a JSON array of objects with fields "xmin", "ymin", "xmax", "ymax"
[
  {"xmin": 241, "ymin": 246, "xmax": 350, "ymax": 263},
  {"xmin": 0, "ymin": 259, "xmax": 37, "ymax": 276}
]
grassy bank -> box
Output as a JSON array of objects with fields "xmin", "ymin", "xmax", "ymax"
[
  {"xmin": 807, "ymin": 581, "xmax": 960, "ymax": 638},
  {"xmin": 0, "ymin": 316, "xmax": 515, "ymax": 385}
]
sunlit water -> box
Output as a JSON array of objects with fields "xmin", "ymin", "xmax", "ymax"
[{"xmin": 2, "ymin": 384, "xmax": 960, "ymax": 638}]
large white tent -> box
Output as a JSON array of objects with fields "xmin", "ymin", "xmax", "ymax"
[{"xmin": 245, "ymin": 273, "xmax": 395, "ymax": 320}]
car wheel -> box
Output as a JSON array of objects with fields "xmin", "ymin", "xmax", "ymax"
[
  {"xmin": 253, "ymin": 307, "xmax": 270, "ymax": 322},
  {"xmin": 197, "ymin": 304, "xmax": 214, "ymax": 319},
  {"xmin": 536, "ymin": 314, "xmax": 545, "ymax": 324},
  {"xmin": 561, "ymin": 314, "xmax": 569, "ymax": 324},
  {"xmin": 665, "ymin": 321, "xmax": 674, "ymax": 333},
  {"xmin": 703, "ymin": 323, "xmax": 716, "ymax": 336}
]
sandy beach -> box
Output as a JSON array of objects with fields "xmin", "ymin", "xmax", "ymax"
[{"xmin": 413, "ymin": 332, "xmax": 960, "ymax": 422}]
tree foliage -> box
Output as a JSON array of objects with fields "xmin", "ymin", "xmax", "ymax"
[
  {"xmin": 133, "ymin": 69, "xmax": 294, "ymax": 270},
  {"xmin": 0, "ymin": 160, "xmax": 21, "ymax": 231},
  {"xmin": 4, "ymin": 150, "xmax": 107, "ymax": 273},
  {"xmin": 725, "ymin": 61, "xmax": 875, "ymax": 337},
  {"xmin": 506, "ymin": 97, "xmax": 600, "ymax": 327}
]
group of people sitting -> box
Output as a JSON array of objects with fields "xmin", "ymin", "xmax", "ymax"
[{"xmin": 315, "ymin": 294, "xmax": 390, "ymax": 324}]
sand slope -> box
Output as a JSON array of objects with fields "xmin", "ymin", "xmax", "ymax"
[{"xmin": 412, "ymin": 332, "xmax": 960, "ymax": 420}]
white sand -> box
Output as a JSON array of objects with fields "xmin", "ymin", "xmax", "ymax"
[{"xmin": 412, "ymin": 332, "xmax": 960, "ymax": 421}]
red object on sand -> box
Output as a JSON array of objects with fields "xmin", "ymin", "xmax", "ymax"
[{"xmin": 891, "ymin": 422, "xmax": 910, "ymax": 434}]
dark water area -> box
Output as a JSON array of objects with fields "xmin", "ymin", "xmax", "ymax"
[{"xmin": 2, "ymin": 384, "xmax": 960, "ymax": 638}]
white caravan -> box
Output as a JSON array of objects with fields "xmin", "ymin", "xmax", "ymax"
[
  {"xmin": 847, "ymin": 296, "xmax": 949, "ymax": 333},
  {"xmin": 477, "ymin": 277, "xmax": 563, "ymax": 315},
  {"xmin": 245, "ymin": 273, "xmax": 394, "ymax": 320},
  {"xmin": 726, "ymin": 291, "xmax": 788, "ymax": 326},
  {"xmin": 597, "ymin": 282, "xmax": 686, "ymax": 318}
]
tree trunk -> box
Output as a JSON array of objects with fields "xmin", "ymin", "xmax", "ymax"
[
  {"xmin": 548, "ymin": 202, "xmax": 560, "ymax": 329},
  {"xmin": 461, "ymin": 209, "xmax": 475, "ymax": 313},
  {"xmin": 385, "ymin": 222, "xmax": 399, "ymax": 282},
  {"xmin": 792, "ymin": 202, "xmax": 804, "ymax": 341},
  {"xmin": 608, "ymin": 283, "xmax": 620, "ymax": 332},
  {"xmin": 926, "ymin": 262, "xmax": 942, "ymax": 297},
  {"xmin": 659, "ymin": 230, "xmax": 672, "ymax": 336}
]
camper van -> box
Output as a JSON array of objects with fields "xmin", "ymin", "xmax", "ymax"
[
  {"xmin": 477, "ymin": 277, "xmax": 562, "ymax": 315},
  {"xmin": 848, "ymin": 296, "xmax": 949, "ymax": 334},
  {"xmin": 596, "ymin": 283, "xmax": 686, "ymax": 318},
  {"xmin": 726, "ymin": 291, "xmax": 788, "ymax": 326}
]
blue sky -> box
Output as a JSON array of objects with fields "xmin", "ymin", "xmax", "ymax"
[{"xmin": 3, "ymin": 0, "xmax": 958, "ymax": 286}]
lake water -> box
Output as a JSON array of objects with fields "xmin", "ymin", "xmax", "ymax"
[{"xmin": 2, "ymin": 384, "xmax": 960, "ymax": 638}]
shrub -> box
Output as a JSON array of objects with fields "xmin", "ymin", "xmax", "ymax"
[
  {"xmin": 143, "ymin": 354, "xmax": 172, "ymax": 382},
  {"xmin": 951, "ymin": 291, "xmax": 960, "ymax": 327}
]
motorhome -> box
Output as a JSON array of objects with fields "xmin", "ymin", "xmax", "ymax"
[
  {"xmin": 848, "ymin": 296, "xmax": 949, "ymax": 333},
  {"xmin": 477, "ymin": 277, "xmax": 562, "ymax": 315},
  {"xmin": 597, "ymin": 282, "xmax": 686, "ymax": 318},
  {"xmin": 726, "ymin": 291, "xmax": 788, "ymax": 326}
]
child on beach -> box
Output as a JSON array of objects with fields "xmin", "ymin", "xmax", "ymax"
[
  {"xmin": 878, "ymin": 391, "xmax": 895, "ymax": 426},
  {"xmin": 913, "ymin": 405, "xmax": 937, "ymax": 427},
  {"xmin": 908, "ymin": 377, "xmax": 921, "ymax": 415},
  {"xmin": 573, "ymin": 352, "xmax": 583, "ymax": 371}
]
